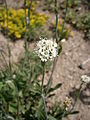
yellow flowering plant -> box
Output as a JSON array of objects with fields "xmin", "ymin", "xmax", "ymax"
[{"xmin": 0, "ymin": 5, "xmax": 48, "ymax": 40}]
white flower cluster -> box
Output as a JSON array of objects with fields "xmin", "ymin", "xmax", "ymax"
[
  {"xmin": 81, "ymin": 75, "xmax": 90, "ymax": 83},
  {"xmin": 35, "ymin": 38, "xmax": 58, "ymax": 62}
]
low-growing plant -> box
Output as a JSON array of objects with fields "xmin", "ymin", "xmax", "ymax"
[
  {"xmin": 60, "ymin": 0, "xmax": 81, "ymax": 9},
  {"xmin": 42, "ymin": 0, "xmax": 55, "ymax": 12},
  {"xmin": 60, "ymin": 0, "xmax": 90, "ymax": 40}
]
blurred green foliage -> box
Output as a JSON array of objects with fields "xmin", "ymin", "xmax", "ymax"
[{"xmin": 60, "ymin": 0, "xmax": 90, "ymax": 40}]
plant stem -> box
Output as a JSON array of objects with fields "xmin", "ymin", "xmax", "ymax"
[
  {"xmin": 41, "ymin": 62, "xmax": 48, "ymax": 120},
  {"xmin": 17, "ymin": 96, "xmax": 20, "ymax": 119},
  {"xmin": 4, "ymin": 0, "xmax": 8, "ymax": 36},
  {"xmin": 46, "ymin": 57, "xmax": 58, "ymax": 95},
  {"xmin": 6, "ymin": 101, "xmax": 9, "ymax": 114},
  {"xmin": 55, "ymin": 0, "xmax": 58, "ymax": 43},
  {"xmin": 60, "ymin": 0, "xmax": 68, "ymax": 40},
  {"xmin": 24, "ymin": 0, "xmax": 32, "ymax": 84},
  {"xmin": 42, "ymin": 94, "xmax": 48, "ymax": 120},
  {"xmin": 72, "ymin": 82, "xmax": 83, "ymax": 110},
  {"xmin": 7, "ymin": 42, "xmax": 12, "ymax": 75},
  {"xmin": 41, "ymin": 63, "xmax": 45, "ymax": 92},
  {"xmin": 46, "ymin": 0, "xmax": 59, "ymax": 95},
  {"xmin": 24, "ymin": 0, "xmax": 27, "ymax": 31},
  {"xmin": 4, "ymin": 0, "xmax": 12, "ymax": 75},
  {"xmin": 28, "ymin": 0, "xmax": 33, "ymax": 31},
  {"xmin": 46, "ymin": 0, "xmax": 68, "ymax": 95}
]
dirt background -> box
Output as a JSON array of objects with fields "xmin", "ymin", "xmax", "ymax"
[{"xmin": 0, "ymin": 0, "xmax": 90, "ymax": 120}]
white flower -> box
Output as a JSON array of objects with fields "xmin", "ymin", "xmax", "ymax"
[
  {"xmin": 35, "ymin": 38, "xmax": 58, "ymax": 62},
  {"xmin": 13, "ymin": 74, "xmax": 16, "ymax": 79},
  {"xmin": 61, "ymin": 39, "xmax": 66, "ymax": 43},
  {"xmin": 81, "ymin": 75, "xmax": 90, "ymax": 83},
  {"xmin": 6, "ymin": 80, "xmax": 12, "ymax": 84}
]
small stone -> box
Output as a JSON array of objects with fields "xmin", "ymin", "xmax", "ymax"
[
  {"xmin": 75, "ymin": 84, "xmax": 80, "ymax": 89},
  {"xmin": 56, "ymin": 74, "xmax": 59, "ymax": 79}
]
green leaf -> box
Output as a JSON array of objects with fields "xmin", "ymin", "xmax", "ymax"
[
  {"xmin": 0, "ymin": 82, "xmax": 4, "ymax": 91},
  {"xmin": 48, "ymin": 115, "xmax": 57, "ymax": 120},
  {"xmin": 48, "ymin": 83, "xmax": 62, "ymax": 93},
  {"xmin": 70, "ymin": 111, "xmax": 79, "ymax": 115},
  {"xmin": 60, "ymin": 31, "xmax": 67, "ymax": 40},
  {"xmin": 58, "ymin": 44, "xmax": 62, "ymax": 55},
  {"xmin": 9, "ymin": 103, "xmax": 17, "ymax": 113},
  {"xmin": 6, "ymin": 115, "xmax": 15, "ymax": 120},
  {"xmin": 47, "ymin": 93, "xmax": 56, "ymax": 98},
  {"xmin": 6, "ymin": 80, "xmax": 16, "ymax": 90}
]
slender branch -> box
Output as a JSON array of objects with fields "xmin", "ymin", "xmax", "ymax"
[
  {"xmin": 4, "ymin": 0, "xmax": 12, "ymax": 74},
  {"xmin": 6, "ymin": 101, "xmax": 9, "ymax": 114},
  {"xmin": 24, "ymin": 0, "xmax": 27, "ymax": 31},
  {"xmin": 42, "ymin": 94, "xmax": 48, "ymax": 120},
  {"xmin": 41, "ymin": 62, "xmax": 48, "ymax": 120},
  {"xmin": 46, "ymin": 57, "xmax": 58, "ymax": 95},
  {"xmin": 17, "ymin": 96, "xmax": 20, "ymax": 119},
  {"xmin": 41, "ymin": 63, "xmax": 45, "ymax": 92},
  {"xmin": 72, "ymin": 82, "xmax": 83, "ymax": 109},
  {"xmin": 46, "ymin": 0, "xmax": 68, "ymax": 95},
  {"xmin": 60, "ymin": 0, "xmax": 68, "ymax": 40},
  {"xmin": 55, "ymin": 0, "xmax": 58, "ymax": 43},
  {"xmin": 7, "ymin": 42, "xmax": 12, "ymax": 75},
  {"xmin": 46, "ymin": 0, "xmax": 59, "ymax": 95},
  {"xmin": 28, "ymin": 0, "xmax": 33, "ymax": 31},
  {"xmin": 24, "ymin": 0, "xmax": 33, "ymax": 83},
  {"xmin": 4, "ymin": 0, "xmax": 8, "ymax": 36}
]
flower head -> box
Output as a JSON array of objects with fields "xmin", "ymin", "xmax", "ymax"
[
  {"xmin": 35, "ymin": 38, "xmax": 58, "ymax": 62},
  {"xmin": 64, "ymin": 97, "xmax": 71, "ymax": 111},
  {"xmin": 81, "ymin": 75, "xmax": 90, "ymax": 84}
]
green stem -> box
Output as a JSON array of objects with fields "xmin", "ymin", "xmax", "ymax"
[
  {"xmin": 41, "ymin": 62, "xmax": 48, "ymax": 120},
  {"xmin": 24, "ymin": 0, "xmax": 28, "ymax": 51},
  {"xmin": 24, "ymin": 0, "xmax": 27, "ymax": 31},
  {"xmin": 4, "ymin": 0, "xmax": 12, "ymax": 75},
  {"xmin": 41, "ymin": 62, "xmax": 45, "ymax": 92},
  {"xmin": 46, "ymin": 0, "xmax": 59, "ymax": 95},
  {"xmin": 42, "ymin": 94, "xmax": 48, "ymax": 120},
  {"xmin": 6, "ymin": 101, "xmax": 9, "ymax": 114},
  {"xmin": 24, "ymin": 0, "xmax": 32, "ymax": 83},
  {"xmin": 73, "ymin": 82, "xmax": 83, "ymax": 108},
  {"xmin": 55, "ymin": 0, "xmax": 58, "ymax": 43},
  {"xmin": 17, "ymin": 96, "xmax": 20, "ymax": 119},
  {"xmin": 4, "ymin": 0, "xmax": 8, "ymax": 36},
  {"xmin": 46, "ymin": 57, "xmax": 57, "ymax": 95},
  {"xmin": 46, "ymin": 0, "xmax": 68, "ymax": 95},
  {"xmin": 28, "ymin": 0, "xmax": 33, "ymax": 31},
  {"xmin": 60, "ymin": 0, "xmax": 68, "ymax": 40}
]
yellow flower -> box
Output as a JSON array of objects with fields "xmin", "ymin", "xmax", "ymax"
[
  {"xmin": 15, "ymin": 32, "xmax": 21, "ymax": 39},
  {"xmin": 0, "ymin": 22, "xmax": 4, "ymax": 27},
  {"xmin": 64, "ymin": 97, "xmax": 71, "ymax": 111},
  {"xmin": 0, "ymin": 5, "xmax": 48, "ymax": 39}
]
